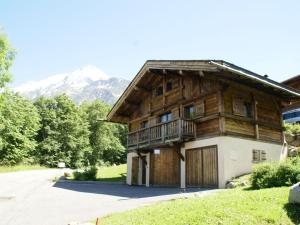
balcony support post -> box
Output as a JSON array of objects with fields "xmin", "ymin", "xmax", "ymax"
[
  {"xmin": 161, "ymin": 124, "xmax": 165, "ymax": 143},
  {"xmin": 178, "ymin": 119, "xmax": 182, "ymax": 140}
]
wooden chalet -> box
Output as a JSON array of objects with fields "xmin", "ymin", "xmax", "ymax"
[
  {"xmin": 282, "ymin": 75, "xmax": 300, "ymax": 112},
  {"xmin": 107, "ymin": 60, "xmax": 300, "ymax": 188}
]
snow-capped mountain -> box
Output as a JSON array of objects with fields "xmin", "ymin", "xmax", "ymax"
[{"xmin": 13, "ymin": 65, "xmax": 130, "ymax": 104}]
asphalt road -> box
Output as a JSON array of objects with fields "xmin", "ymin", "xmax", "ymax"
[{"xmin": 0, "ymin": 169, "xmax": 217, "ymax": 225}]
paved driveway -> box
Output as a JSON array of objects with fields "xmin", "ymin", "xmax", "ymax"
[{"xmin": 0, "ymin": 169, "xmax": 217, "ymax": 225}]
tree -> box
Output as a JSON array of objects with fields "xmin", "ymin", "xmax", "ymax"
[
  {"xmin": 81, "ymin": 100, "xmax": 126, "ymax": 165},
  {"xmin": 34, "ymin": 95, "xmax": 91, "ymax": 168},
  {"xmin": 0, "ymin": 31, "xmax": 15, "ymax": 89},
  {"xmin": 0, "ymin": 91, "xmax": 40, "ymax": 165}
]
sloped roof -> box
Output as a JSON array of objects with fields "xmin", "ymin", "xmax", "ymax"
[
  {"xmin": 282, "ymin": 74, "xmax": 300, "ymax": 85},
  {"xmin": 107, "ymin": 60, "xmax": 300, "ymax": 123}
]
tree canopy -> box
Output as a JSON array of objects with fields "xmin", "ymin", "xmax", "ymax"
[
  {"xmin": 0, "ymin": 32, "xmax": 127, "ymax": 168},
  {"xmin": 0, "ymin": 31, "xmax": 15, "ymax": 89},
  {"xmin": 81, "ymin": 100, "xmax": 126, "ymax": 166},
  {"xmin": 0, "ymin": 91, "xmax": 40, "ymax": 165},
  {"xmin": 34, "ymin": 95, "xmax": 91, "ymax": 168}
]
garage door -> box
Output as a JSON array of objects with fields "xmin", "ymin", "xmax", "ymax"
[
  {"xmin": 150, "ymin": 148, "xmax": 180, "ymax": 186},
  {"xmin": 186, "ymin": 146, "xmax": 218, "ymax": 187}
]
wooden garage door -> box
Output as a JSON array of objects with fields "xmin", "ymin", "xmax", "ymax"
[
  {"xmin": 150, "ymin": 148, "xmax": 180, "ymax": 186},
  {"xmin": 131, "ymin": 157, "xmax": 139, "ymax": 185},
  {"xmin": 186, "ymin": 146, "xmax": 218, "ymax": 187}
]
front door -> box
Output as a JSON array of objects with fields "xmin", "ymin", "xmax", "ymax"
[{"xmin": 131, "ymin": 156, "xmax": 139, "ymax": 185}]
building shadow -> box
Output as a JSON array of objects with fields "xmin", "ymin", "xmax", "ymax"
[
  {"xmin": 53, "ymin": 180, "xmax": 214, "ymax": 199},
  {"xmin": 284, "ymin": 203, "xmax": 300, "ymax": 224}
]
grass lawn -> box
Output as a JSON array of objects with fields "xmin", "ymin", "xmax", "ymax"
[
  {"xmin": 69, "ymin": 164, "xmax": 127, "ymax": 182},
  {"xmin": 99, "ymin": 187, "xmax": 300, "ymax": 225},
  {"xmin": 0, "ymin": 164, "xmax": 47, "ymax": 173},
  {"xmin": 95, "ymin": 164, "xmax": 126, "ymax": 182}
]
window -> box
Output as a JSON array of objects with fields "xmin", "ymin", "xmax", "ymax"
[
  {"xmin": 244, "ymin": 102, "xmax": 253, "ymax": 118},
  {"xmin": 140, "ymin": 120, "xmax": 149, "ymax": 129},
  {"xmin": 233, "ymin": 97, "xmax": 253, "ymax": 118},
  {"xmin": 184, "ymin": 105, "xmax": 195, "ymax": 119},
  {"xmin": 159, "ymin": 112, "xmax": 172, "ymax": 123},
  {"xmin": 153, "ymin": 86, "xmax": 163, "ymax": 97},
  {"xmin": 252, "ymin": 150, "xmax": 266, "ymax": 162},
  {"xmin": 166, "ymin": 81, "xmax": 173, "ymax": 92}
]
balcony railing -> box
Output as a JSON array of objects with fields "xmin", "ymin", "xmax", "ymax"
[{"xmin": 127, "ymin": 119, "xmax": 195, "ymax": 150}]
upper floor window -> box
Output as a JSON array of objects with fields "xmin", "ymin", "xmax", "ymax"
[
  {"xmin": 233, "ymin": 97, "xmax": 253, "ymax": 118},
  {"xmin": 153, "ymin": 86, "xmax": 163, "ymax": 97},
  {"xmin": 244, "ymin": 102, "xmax": 253, "ymax": 118},
  {"xmin": 184, "ymin": 105, "xmax": 195, "ymax": 119},
  {"xmin": 159, "ymin": 112, "xmax": 172, "ymax": 123},
  {"xmin": 140, "ymin": 120, "xmax": 149, "ymax": 129},
  {"xmin": 166, "ymin": 81, "xmax": 173, "ymax": 92}
]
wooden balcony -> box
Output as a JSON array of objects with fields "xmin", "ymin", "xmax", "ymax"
[{"xmin": 127, "ymin": 119, "xmax": 195, "ymax": 150}]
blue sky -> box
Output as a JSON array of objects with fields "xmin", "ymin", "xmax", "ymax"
[{"xmin": 1, "ymin": 0, "xmax": 300, "ymax": 85}]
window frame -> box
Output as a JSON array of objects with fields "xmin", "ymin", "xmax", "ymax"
[
  {"xmin": 184, "ymin": 104, "xmax": 195, "ymax": 119},
  {"xmin": 153, "ymin": 86, "xmax": 163, "ymax": 97},
  {"xmin": 166, "ymin": 81, "xmax": 173, "ymax": 92},
  {"xmin": 140, "ymin": 120, "xmax": 149, "ymax": 129},
  {"xmin": 159, "ymin": 112, "xmax": 173, "ymax": 123}
]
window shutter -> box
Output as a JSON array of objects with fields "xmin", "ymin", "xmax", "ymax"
[
  {"xmin": 261, "ymin": 151, "xmax": 267, "ymax": 160},
  {"xmin": 172, "ymin": 108, "xmax": 179, "ymax": 119},
  {"xmin": 233, "ymin": 97, "xmax": 246, "ymax": 116},
  {"xmin": 149, "ymin": 116, "xmax": 156, "ymax": 126},
  {"xmin": 195, "ymin": 100, "xmax": 205, "ymax": 117},
  {"xmin": 252, "ymin": 150, "xmax": 259, "ymax": 161}
]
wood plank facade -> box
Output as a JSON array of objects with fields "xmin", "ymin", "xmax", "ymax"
[{"xmin": 108, "ymin": 60, "xmax": 300, "ymax": 188}]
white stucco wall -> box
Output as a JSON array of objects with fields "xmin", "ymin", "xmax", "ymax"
[
  {"xmin": 181, "ymin": 136, "xmax": 287, "ymax": 188},
  {"xmin": 127, "ymin": 136, "xmax": 287, "ymax": 188}
]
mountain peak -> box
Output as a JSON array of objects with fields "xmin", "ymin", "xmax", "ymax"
[
  {"xmin": 71, "ymin": 65, "xmax": 109, "ymax": 81},
  {"xmin": 13, "ymin": 66, "xmax": 130, "ymax": 104}
]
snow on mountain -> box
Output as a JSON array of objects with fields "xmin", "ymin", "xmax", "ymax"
[{"xmin": 13, "ymin": 65, "xmax": 130, "ymax": 104}]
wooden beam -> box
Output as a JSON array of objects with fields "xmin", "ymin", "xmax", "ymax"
[
  {"xmin": 218, "ymin": 90, "xmax": 225, "ymax": 134},
  {"xmin": 174, "ymin": 144, "xmax": 184, "ymax": 161},
  {"xmin": 252, "ymin": 93, "xmax": 259, "ymax": 139},
  {"xmin": 134, "ymin": 85, "xmax": 151, "ymax": 93},
  {"xmin": 117, "ymin": 112, "xmax": 131, "ymax": 118},
  {"xmin": 272, "ymin": 97, "xmax": 285, "ymax": 143},
  {"xmin": 124, "ymin": 99, "xmax": 140, "ymax": 106},
  {"xmin": 137, "ymin": 152, "xmax": 147, "ymax": 165},
  {"xmin": 198, "ymin": 70, "xmax": 204, "ymax": 77}
]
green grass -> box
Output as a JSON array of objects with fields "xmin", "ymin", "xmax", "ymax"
[
  {"xmin": 69, "ymin": 164, "xmax": 127, "ymax": 182},
  {"xmin": 95, "ymin": 164, "xmax": 126, "ymax": 182},
  {"xmin": 99, "ymin": 187, "xmax": 300, "ymax": 225},
  {"xmin": 0, "ymin": 164, "xmax": 47, "ymax": 173}
]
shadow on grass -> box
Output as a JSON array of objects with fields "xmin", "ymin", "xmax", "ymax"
[{"xmin": 284, "ymin": 203, "xmax": 300, "ymax": 224}]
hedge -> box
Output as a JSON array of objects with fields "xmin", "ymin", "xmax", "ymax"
[{"xmin": 251, "ymin": 157, "xmax": 300, "ymax": 189}]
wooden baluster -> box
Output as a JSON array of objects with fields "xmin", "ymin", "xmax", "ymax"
[
  {"xmin": 161, "ymin": 124, "xmax": 165, "ymax": 143},
  {"xmin": 178, "ymin": 119, "xmax": 182, "ymax": 140}
]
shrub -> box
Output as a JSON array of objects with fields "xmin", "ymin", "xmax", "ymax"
[
  {"xmin": 251, "ymin": 163, "xmax": 277, "ymax": 189},
  {"xmin": 251, "ymin": 159, "xmax": 300, "ymax": 189},
  {"xmin": 73, "ymin": 166, "xmax": 98, "ymax": 181},
  {"xmin": 284, "ymin": 123, "xmax": 300, "ymax": 135}
]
